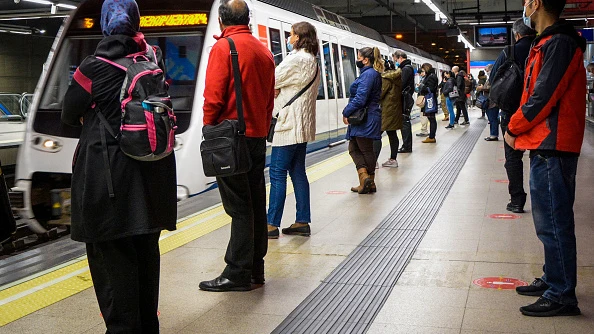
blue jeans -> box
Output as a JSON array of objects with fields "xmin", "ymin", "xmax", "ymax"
[
  {"xmin": 530, "ymin": 154, "xmax": 579, "ymax": 305},
  {"xmin": 446, "ymin": 97, "xmax": 455, "ymax": 126},
  {"xmin": 267, "ymin": 143, "xmax": 311, "ymax": 227},
  {"xmin": 486, "ymin": 107, "xmax": 500, "ymax": 137}
]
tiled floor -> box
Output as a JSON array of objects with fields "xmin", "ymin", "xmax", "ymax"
[{"xmin": 1, "ymin": 108, "xmax": 593, "ymax": 333}]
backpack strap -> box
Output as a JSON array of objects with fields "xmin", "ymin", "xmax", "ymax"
[
  {"xmin": 94, "ymin": 107, "xmax": 117, "ymax": 198},
  {"xmin": 225, "ymin": 37, "xmax": 246, "ymax": 135}
]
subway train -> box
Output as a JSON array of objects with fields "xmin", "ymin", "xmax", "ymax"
[{"xmin": 10, "ymin": 0, "xmax": 450, "ymax": 233}]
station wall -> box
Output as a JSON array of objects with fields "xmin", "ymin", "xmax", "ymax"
[{"xmin": 0, "ymin": 34, "xmax": 53, "ymax": 94}]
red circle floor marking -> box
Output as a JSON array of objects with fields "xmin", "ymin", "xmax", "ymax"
[
  {"xmin": 494, "ymin": 179, "xmax": 509, "ymax": 183},
  {"xmin": 473, "ymin": 277, "xmax": 528, "ymax": 290},
  {"xmin": 326, "ymin": 190, "xmax": 347, "ymax": 195},
  {"xmin": 488, "ymin": 213, "xmax": 522, "ymax": 219}
]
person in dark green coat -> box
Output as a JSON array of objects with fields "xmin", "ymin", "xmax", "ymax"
[{"xmin": 376, "ymin": 60, "xmax": 403, "ymax": 168}]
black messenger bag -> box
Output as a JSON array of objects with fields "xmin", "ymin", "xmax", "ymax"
[{"xmin": 200, "ymin": 38, "xmax": 252, "ymax": 177}]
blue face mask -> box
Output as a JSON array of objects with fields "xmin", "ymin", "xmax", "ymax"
[
  {"xmin": 287, "ymin": 38, "xmax": 294, "ymax": 52},
  {"xmin": 394, "ymin": 62, "xmax": 400, "ymax": 68},
  {"xmin": 523, "ymin": 1, "xmax": 535, "ymax": 29}
]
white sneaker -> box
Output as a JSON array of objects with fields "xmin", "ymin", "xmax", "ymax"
[{"xmin": 382, "ymin": 159, "xmax": 399, "ymax": 168}]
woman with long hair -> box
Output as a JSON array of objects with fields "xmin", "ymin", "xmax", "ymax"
[
  {"xmin": 342, "ymin": 47, "xmax": 383, "ymax": 194},
  {"xmin": 418, "ymin": 63, "xmax": 439, "ymax": 143},
  {"xmin": 267, "ymin": 22, "xmax": 321, "ymax": 238}
]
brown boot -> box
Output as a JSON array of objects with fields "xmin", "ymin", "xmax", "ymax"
[
  {"xmin": 351, "ymin": 168, "xmax": 371, "ymax": 193},
  {"xmin": 369, "ymin": 174, "xmax": 376, "ymax": 193}
]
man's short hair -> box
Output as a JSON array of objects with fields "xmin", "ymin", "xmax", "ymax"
[
  {"xmin": 393, "ymin": 50, "xmax": 407, "ymax": 59},
  {"xmin": 542, "ymin": 0, "xmax": 566, "ymax": 17},
  {"xmin": 219, "ymin": 0, "xmax": 250, "ymax": 26},
  {"xmin": 512, "ymin": 19, "xmax": 536, "ymax": 37}
]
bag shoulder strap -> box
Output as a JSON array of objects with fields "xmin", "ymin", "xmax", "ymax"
[
  {"xmin": 283, "ymin": 64, "xmax": 319, "ymax": 109},
  {"xmin": 225, "ymin": 37, "xmax": 246, "ymax": 135}
]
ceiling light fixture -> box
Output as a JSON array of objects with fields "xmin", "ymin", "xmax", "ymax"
[{"xmin": 20, "ymin": 0, "xmax": 77, "ymax": 11}]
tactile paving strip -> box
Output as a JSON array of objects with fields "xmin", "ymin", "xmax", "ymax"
[{"xmin": 272, "ymin": 121, "xmax": 487, "ymax": 334}]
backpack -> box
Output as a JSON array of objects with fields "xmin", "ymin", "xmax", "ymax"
[
  {"xmin": 489, "ymin": 45, "xmax": 524, "ymax": 112},
  {"xmin": 96, "ymin": 46, "xmax": 176, "ymax": 162},
  {"xmin": 464, "ymin": 77, "xmax": 472, "ymax": 94}
]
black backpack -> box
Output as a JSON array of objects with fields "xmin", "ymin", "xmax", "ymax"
[{"xmin": 489, "ymin": 45, "xmax": 524, "ymax": 111}]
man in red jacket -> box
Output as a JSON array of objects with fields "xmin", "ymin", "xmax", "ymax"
[
  {"xmin": 505, "ymin": 0, "xmax": 585, "ymax": 317},
  {"xmin": 200, "ymin": 0, "xmax": 275, "ymax": 292}
]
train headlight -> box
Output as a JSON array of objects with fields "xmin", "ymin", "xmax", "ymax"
[{"xmin": 32, "ymin": 136, "xmax": 63, "ymax": 152}]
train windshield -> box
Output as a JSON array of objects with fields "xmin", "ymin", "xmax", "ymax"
[{"xmin": 35, "ymin": 0, "xmax": 214, "ymax": 138}]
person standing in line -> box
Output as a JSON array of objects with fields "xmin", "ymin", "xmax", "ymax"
[
  {"xmin": 394, "ymin": 51, "xmax": 414, "ymax": 153},
  {"xmin": 418, "ymin": 63, "xmax": 439, "ymax": 143},
  {"xmin": 266, "ymin": 22, "xmax": 320, "ymax": 239},
  {"xmin": 442, "ymin": 71, "xmax": 457, "ymax": 129},
  {"xmin": 378, "ymin": 59, "xmax": 403, "ymax": 168},
  {"xmin": 476, "ymin": 70, "xmax": 488, "ymax": 119},
  {"xmin": 439, "ymin": 72, "xmax": 450, "ymax": 122},
  {"xmin": 62, "ymin": 1, "xmax": 177, "ymax": 332},
  {"xmin": 200, "ymin": 0, "xmax": 275, "ymax": 292},
  {"xmin": 505, "ymin": 0, "xmax": 586, "ymax": 317},
  {"xmin": 343, "ymin": 47, "xmax": 383, "ymax": 194},
  {"xmin": 452, "ymin": 66, "xmax": 470, "ymax": 125},
  {"xmin": 493, "ymin": 19, "xmax": 536, "ymax": 213}
]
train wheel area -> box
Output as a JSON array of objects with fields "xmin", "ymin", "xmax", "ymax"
[{"xmin": 1, "ymin": 108, "xmax": 593, "ymax": 333}]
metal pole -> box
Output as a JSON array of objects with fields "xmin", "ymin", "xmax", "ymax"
[{"xmin": 390, "ymin": 1, "xmax": 393, "ymax": 32}]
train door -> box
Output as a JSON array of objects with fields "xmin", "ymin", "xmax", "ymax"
[
  {"xmin": 327, "ymin": 36, "xmax": 341, "ymax": 142},
  {"xmin": 268, "ymin": 19, "xmax": 292, "ymax": 66}
]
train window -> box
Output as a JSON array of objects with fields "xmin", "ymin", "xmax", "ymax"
[
  {"xmin": 332, "ymin": 43, "xmax": 343, "ymax": 99},
  {"xmin": 341, "ymin": 46, "xmax": 356, "ymax": 98},
  {"xmin": 317, "ymin": 57, "xmax": 325, "ymax": 100},
  {"xmin": 322, "ymin": 41, "xmax": 335, "ymax": 99},
  {"xmin": 36, "ymin": 33, "xmax": 204, "ymax": 138},
  {"xmin": 269, "ymin": 28, "xmax": 283, "ymax": 66}
]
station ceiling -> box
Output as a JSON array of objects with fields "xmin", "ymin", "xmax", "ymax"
[{"xmin": 2, "ymin": 0, "xmax": 594, "ymax": 68}]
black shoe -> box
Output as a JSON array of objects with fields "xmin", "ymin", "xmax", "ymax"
[
  {"xmin": 516, "ymin": 278, "xmax": 549, "ymax": 296},
  {"xmin": 398, "ymin": 148, "xmax": 412, "ymax": 153},
  {"xmin": 268, "ymin": 226, "xmax": 279, "ymax": 239},
  {"xmin": 506, "ymin": 202, "xmax": 525, "ymax": 214},
  {"xmin": 520, "ymin": 297, "xmax": 581, "ymax": 317},
  {"xmin": 282, "ymin": 223, "xmax": 311, "ymax": 236},
  {"xmin": 445, "ymin": 125, "xmax": 454, "ymax": 129},
  {"xmin": 460, "ymin": 121, "xmax": 470, "ymax": 125},
  {"xmin": 416, "ymin": 133, "xmax": 429, "ymax": 137},
  {"xmin": 199, "ymin": 276, "xmax": 251, "ymax": 292},
  {"xmin": 484, "ymin": 136, "xmax": 499, "ymax": 141},
  {"xmin": 251, "ymin": 274, "xmax": 265, "ymax": 285}
]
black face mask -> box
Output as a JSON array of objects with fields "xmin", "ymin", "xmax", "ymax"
[{"xmin": 356, "ymin": 60, "xmax": 365, "ymax": 69}]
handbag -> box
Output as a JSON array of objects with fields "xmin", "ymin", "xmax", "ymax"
[
  {"xmin": 268, "ymin": 65, "xmax": 319, "ymax": 143},
  {"xmin": 200, "ymin": 38, "xmax": 252, "ymax": 177},
  {"xmin": 424, "ymin": 92, "xmax": 438, "ymax": 114},
  {"xmin": 449, "ymin": 85, "xmax": 459, "ymax": 98},
  {"xmin": 415, "ymin": 95, "xmax": 425, "ymax": 108},
  {"xmin": 347, "ymin": 107, "xmax": 368, "ymax": 125}
]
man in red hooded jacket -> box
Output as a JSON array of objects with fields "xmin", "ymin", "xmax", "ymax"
[
  {"xmin": 505, "ymin": 0, "xmax": 586, "ymax": 317},
  {"xmin": 200, "ymin": 0, "xmax": 275, "ymax": 292}
]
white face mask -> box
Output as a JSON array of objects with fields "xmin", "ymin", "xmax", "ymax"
[{"xmin": 523, "ymin": 0, "xmax": 536, "ymax": 29}]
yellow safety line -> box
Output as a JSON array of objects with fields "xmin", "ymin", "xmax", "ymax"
[{"xmin": 0, "ymin": 121, "xmax": 425, "ymax": 326}]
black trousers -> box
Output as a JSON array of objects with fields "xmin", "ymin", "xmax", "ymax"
[
  {"xmin": 349, "ymin": 137, "xmax": 376, "ymax": 174},
  {"xmin": 427, "ymin": 114, "xmax": 437, "ymax": 139},
  {"xmin": 373, "ymin": 130, "xmax": 400, "ymax": 161},
  {"xmin": 500, "ymin": 114, "xmax": 527, "ymax": 206},
  {"xmin": 455, "ymin": 99, "xmax": 469, "ymax": 123},
  {"xmin": 400, "ymin": 114, "xmax": 412, "ymax": 151},
  {"xmin": 86, "ymin": 232, "xmax": 161, "ymax": 334},
  {"xmin": 216, "ymin": 137, "xmax": 268, "ymax": 283}
]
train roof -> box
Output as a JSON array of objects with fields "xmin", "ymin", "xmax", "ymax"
[{"xmin": 259, "ymin": 0, "xmax": 445, "ymax": 64}]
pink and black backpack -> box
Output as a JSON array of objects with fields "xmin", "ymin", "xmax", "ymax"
[{"xmin": 96, "ymin": 45, "xmax": 176, "ymax": 162}]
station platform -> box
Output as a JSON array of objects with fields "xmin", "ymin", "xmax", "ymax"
[{"xmin": 1, "ymin": 107, "xmax": 593, "ymax": 334}]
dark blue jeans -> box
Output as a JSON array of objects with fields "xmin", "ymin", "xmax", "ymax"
[
  {"xmin": 530, "ymin": 154, "xmax": 579, "ymax": 305},
  {"xmin": 486, "ymin": 106, "xmax": 500, "ymax": 137},
  {"xmin": 267, "ymin": 143, "xmax": 311, "ymax": 227}
]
